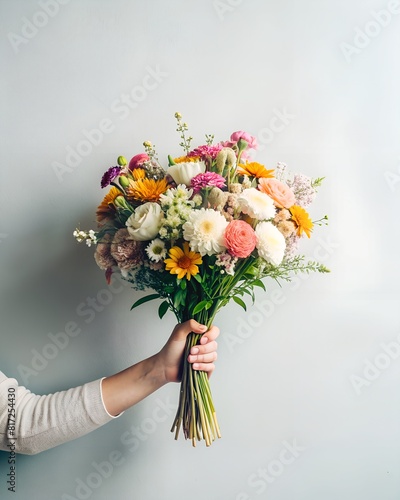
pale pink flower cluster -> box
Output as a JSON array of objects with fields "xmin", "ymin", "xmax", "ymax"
[
  {"xmin": 287, "ymin": 174, "xmax": 316, "ymax": 207},
  {"xmin": 215, "ymin": 252, "xmax": 238, "ymax": 275}
]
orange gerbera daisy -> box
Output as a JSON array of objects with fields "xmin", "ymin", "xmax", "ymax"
[
  {"xmin": 131, "ymin": 168, "xmax": 146, "ymax": 180},
  {"xmin": 164, "ymin": 242, "xmax": 202, "ymax": 280},
  {"xmin": 127, "ymin": 178, "xmax": 169, "ymax": 203},
  {"xmin": 289, "ymin": 205, "xmax": 313, "ymax": 238},
  {"xmin": 237, "ymin": 162, "xmax": 274, "ymax": 179},
  {"xmin": 96, "ymin": 187, "xmax": 120, "ymax": 225},
  {"xmin": 173, "ymin": 155, "xmax": 201, "ymax": 163}
]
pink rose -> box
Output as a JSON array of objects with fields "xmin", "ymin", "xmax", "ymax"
[
  {"xmin": 230, "ymin": 131, "xmax": 258, "ymax": 150},
  {"xmin": 224, "ymin": 220, "xmax": 257, "ymax": 258},
  {"xmin": 258, "ymin": 178, "xmax": 296, "ymax": 209},
  {"xmin": 129, "ymin": 153, "xmax": 149, "ymax": 170}
]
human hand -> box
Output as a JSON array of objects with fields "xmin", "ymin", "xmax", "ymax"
[{"xmin": 158, "ymin": 319, "xmax": 219, "ymax": 384}]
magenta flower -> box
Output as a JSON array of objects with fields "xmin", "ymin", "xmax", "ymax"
[
  {"xmin": 188, "ymin": 144, "xmax": 224, "ymax": 160},
  {"xmin": 101, "ymin": 166, "xmax": 121, "ymax": 188},
  {"xmin": 190, "ymin": 171, "xmax": 226, "ymax": 193},
  {"xmin": 129, "ymin": 153, "xmax": 149, "ymax": 170}
]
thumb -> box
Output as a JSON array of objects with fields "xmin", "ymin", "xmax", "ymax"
[{"xmin": 171, "ymin": 319, "xmax": 208, "ymax": 341}]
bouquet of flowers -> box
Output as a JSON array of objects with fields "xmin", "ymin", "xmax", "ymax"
[{"xmin": 74, "ymin": 112, "xmax": 329, "ymax": 447}]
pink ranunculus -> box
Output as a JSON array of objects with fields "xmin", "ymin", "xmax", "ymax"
[
  {"xmin": 258, "ymin": 178, "xmax": 296, "ymax": 209},
  {"xmin": 224, "ymin": 220, "xmax": 257, "ymax": 258},
  {"xmin": 230, "ymin": 131, "xmax": 258, "ymax": 150},
  {"xmin": 129, "ymin": 153, "xmax": 150, "ymax": 170}
]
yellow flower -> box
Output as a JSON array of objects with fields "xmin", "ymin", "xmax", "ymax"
[
  {"xmin": 237, "ymin": 162, "xmax": 274, "ymax": 179},
  {"xmin": 127, "ymin": 178, "xmax": 169, "ymax": 203},
  {"xmin": 131, "ymin": 168, "xmax": 146, "ymax": 180},
  {"xmin": 173, "ymin": 155, "xmax": 201, "ymax": 163},
  {"xmin": 96, "ymin": 187, "xmax": 120, "ymax": 224},
  {"xmin": 164, "ymin": 242, "xmax": 202, "ymax": 280},
  {"xmin": 289, "ymin": 205, "xmax": 313, "ymax": 238}
]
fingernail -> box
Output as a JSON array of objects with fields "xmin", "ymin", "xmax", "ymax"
[
  {"xmin": 191, "ymin": 347, "xmax": 199, "ymax": 354},
  {"xmin": 193, "ymin": 363, "xmax": 199, "ymax": 370}
]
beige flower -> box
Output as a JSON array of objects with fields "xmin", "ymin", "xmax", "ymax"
[
  {"xmin": 274, "ymin": 208, "xmax": 291, "ymax": 223},
  {"xmin": 111, "ymin": 229, "xmax": 145, "ymax": 270},
  {"xmin": 94, "ymin": 233, "xmax": 116, "ymax": 270},
  {"xmin": 208, "ymin": 187, "xmax": 229, "ymax": 210},
  {"xmin": 229, "ymin": 183, "xmax": 242, "ymax": 194},
  {"xmin": 277, "ymin": 220, "xmax": 296, "ymax": 238}
]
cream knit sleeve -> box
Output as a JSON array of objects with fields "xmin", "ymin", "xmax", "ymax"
[{"xmin": 0, "ymin": 371, "xmax": 120, "ymax": 455}]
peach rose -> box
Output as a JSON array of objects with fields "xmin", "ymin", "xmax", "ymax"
[
  {"xmin": 224, "ymin": 220, "xmax": 256, "ymax": 258},
  {"xmin": 258, "ymin": 178, "xmax": 296, "ymax": 209}
]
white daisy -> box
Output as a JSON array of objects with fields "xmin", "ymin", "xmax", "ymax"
[
  {"xmin": 255, "ymin": 221, "xmax": 286, "ymax": 266},
  {"xmin": 182, "ymin": 208, "xmax": 228, "ymax": 256},
  {"xmin": 145, "ymin": 238, "xmax": 167, "ymax": 262},
  {"xmin": 237, "ymin": 188, "xmax": 276, "ymax": 220}
]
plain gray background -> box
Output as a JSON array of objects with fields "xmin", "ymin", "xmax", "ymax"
[{"xmin": 1, "ymin": 0, "xmax": 400, "ymax": 499}]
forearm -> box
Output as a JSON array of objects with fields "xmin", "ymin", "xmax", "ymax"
[
  {"xmin": 101, "ymin": 353, "xmax": 167, "ymax": 417},
  {"xmin": 0, "ymin": 373, "xmax": 115, "ymax": 455}
]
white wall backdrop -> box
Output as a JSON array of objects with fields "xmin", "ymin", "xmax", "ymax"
[{"xmin": 1, "ymin": 0, "xmax": 400, "ymax": 499}]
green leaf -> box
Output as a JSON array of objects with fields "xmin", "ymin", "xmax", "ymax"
[
  {"xmin": 252, "ymin": 279, "xmax": 266, "ymax": 291},
  {"xmin": 193, "ymin": 300, "xmax": 210, "ymax": 315},
  {"xmin": 180, "ymin": 279, "xmax": 187, "ymax": 290},
  {"xmin": 173, "ymin": 288, "xmax": 187, "ymax": 309},
  {"xmin": 193, "ymin": 274, "xmax": 202, "ymax": 283},
  {"xmin": 158, "ymin": 300, "xmax": 170, "ymax": 319},
  {"xmin": 130, "ymin": 293, "xmax": 160, "ymax": 310},
  {"xmin": 233, "ymin": 296, "xmax": 247, "ymax": 311},
  {"xmin": 244, "ymin": 266, "xmax": 259, "ymax": 277}
]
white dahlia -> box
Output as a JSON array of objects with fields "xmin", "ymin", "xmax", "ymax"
[
  {"xmin": 182, "ymin": 208, "xmax": 228, "ymax": 256},
  {"xmin": 237, "ymin": 188, "xmax": 276, "ymax": 220},
  {"xmin": 255, "ymin": 221, "xmax": 286, "ymax": 266}
]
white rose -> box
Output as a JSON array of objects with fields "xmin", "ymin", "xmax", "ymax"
[
  {"xmin": 167, "ymin": 161, "xmax": 206, "ymax": 186},
  {"xmin": 126, "ymin": 202, "xmax": 163, "ymax": 241}
]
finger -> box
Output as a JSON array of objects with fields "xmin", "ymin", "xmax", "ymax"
[
  {"xmin": 192, "ymin": 362, "xmax": 215, "ymax": 374},
  {"xmin": 188, "ymin": 351, "xmax": 218, "ymax": 364},
  {"xmin": 190, "ymin": 340, "xmax": 218, "ymax": 356},
  {"xmin": 199, "ymin": 325, "xmax": 220, "ymax": 344},
  {"xmin": 171, "ymin": 319, "xmax": 207, "ymax": 341}
]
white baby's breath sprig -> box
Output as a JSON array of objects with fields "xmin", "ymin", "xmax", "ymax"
[{"xmin": 73, "ymin": 228, "xmax": 98, "ymax": 247}]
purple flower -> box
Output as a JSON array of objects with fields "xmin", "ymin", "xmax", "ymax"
[
  {"xmin": 190, "ymin": 171, "xmax": 226, "ymax": 193},
  {"xmin": 101, "ymin": 166, "xmax": 121, "ymax": 189}
]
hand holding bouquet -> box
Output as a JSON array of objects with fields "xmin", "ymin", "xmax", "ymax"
[{"xmin": 74, "ymin": 112, "xmax": 329, "ymax": 447}]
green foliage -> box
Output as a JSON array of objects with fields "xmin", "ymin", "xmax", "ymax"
[
  {"xmin": 311, "ymin": 176, "xmax": 325, "ymax": 189},
  {"xmin": 158, "ymin": 300, "xmax": 169, "ymax": 319},
  {"xmin": 130, "ymin": 293, "xmax": 160, "ymax": 310}
]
